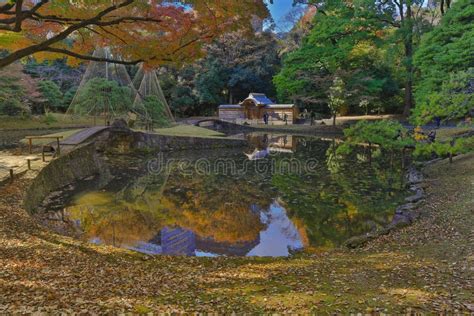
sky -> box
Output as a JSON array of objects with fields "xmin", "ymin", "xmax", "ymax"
[
  {"xmin": 268, "ymin": 0, "xmax": 296, "ymax": 22},
  {"xmin": 267, "ymin": 0, "xmax": 305, "ymax": 31}
]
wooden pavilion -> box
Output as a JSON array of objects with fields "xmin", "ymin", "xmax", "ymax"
[{"xmin": 218, "ymin": 93, "xmax": 297, "ymax": 125}]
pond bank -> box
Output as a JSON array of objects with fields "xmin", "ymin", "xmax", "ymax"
[{"xmin": 0, "ymin": 153, "xmax": 472, "ymax": 313}]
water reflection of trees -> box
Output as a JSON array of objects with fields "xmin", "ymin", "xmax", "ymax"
[
  {"xmin": 65, "ymin": 138, "xmax": 407, "ymax": 253},
  {"xmin": 66, "ymin": 157, "xmax": 274, "ymax": 249},
  {"xmin": 272, "ymin": 138, "xmax": 406, "ymax": 249}
]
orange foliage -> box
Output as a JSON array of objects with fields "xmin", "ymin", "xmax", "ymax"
[{"xmin": 0, "ymin": 0, "xmax": 269, "ymax": 67}]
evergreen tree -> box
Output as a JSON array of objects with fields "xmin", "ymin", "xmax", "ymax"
[
  {"xmin": 38, "ymin": 80, "xmax": 64, "ymax": 111},
  {"xmin": 413, "ymin": 0, "xmax": 474, "ymax": 123}
]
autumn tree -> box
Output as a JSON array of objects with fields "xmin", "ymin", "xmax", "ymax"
[{"xmin": 0, "ymin": 0, "xmax": 269, "ymax": 68}]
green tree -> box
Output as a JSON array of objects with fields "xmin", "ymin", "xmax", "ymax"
[
  {"xmin": 63, "ymin": 87, "xmax": 77, "ymax": 108},
  {"xmin": 273, "ymin": 0, "xmax": 399, "ymax": 115},
  {"xmin": 328, "ymin": 76, "xmax": 346, "ymax": 126},
  {"xmin": 196, "ymin": 31, "xmax": 280, "ymax": 105},
  {"xmin": 358, "ymin": 0, "xmax": 434, "ymax": 116},
  {"xmin": 139, "ymin": 95, "xmax": 171, "ymax": 129},
  {"xmin": 157, "ymin": 67, "xmax": 200, "ymax": 117},
  {"xmin": 158, "ymin": 31, "xmax": 280, "ymax": 116},
  {"xmin": 412, "ymin": 68, "xmax": 474, "ymax": 124},
  {"xmin": 71, "ymin": 78, "xmax": 133, "ymax": 121},
  {"xmin": 413, "ymin": 0, "xmax": 474, "ymax": 123},
  {"xmin": 38, "ymin": 80, "xmax": 64, "ymax": 111},
  {"xmin": 337, "ymin": 120, "xmax": 414, "ymax": 156},
  {"xmin": 0, "ymin": 74, "xmax": 31, "ymax": 116}
]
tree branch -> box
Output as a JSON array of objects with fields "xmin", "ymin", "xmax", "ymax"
[
  {"xmin": 0, "ymin": 2, "xmax": 14, "ymax": 14},
  {"xmin": 98, "ymin": 26, "xmax": 128, "ymax": 45},
  {"xmin": 0, "ymin": 0, "xmax": 135, "ymax": 68},
  {"xmin": 43, "ymin": 47, "xmax": 143, "ymax": 65},
  {"xmin": 0, "ymin": 0, "xmax": 49, "ymax": 31}
]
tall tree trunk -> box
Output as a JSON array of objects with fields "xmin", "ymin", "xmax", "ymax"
[
  {"xmin": 402, "ymin": 1, "xmax": 414, "ymax": 117},
  {"xmin": 332, "ymin": 113, "xmax": 336, "ymax": 127}
]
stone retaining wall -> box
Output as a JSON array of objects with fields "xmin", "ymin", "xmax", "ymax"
[
  {"xmin": 24, "ymin": 143, "xmax": 104, "ymax": 214},
  {"xmin": 94, "ymin": 127, "xmax": 247, "ymax": 154}
]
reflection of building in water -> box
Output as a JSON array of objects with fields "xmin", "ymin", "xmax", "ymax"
[
  {"xmin": 131, "ymin": 226, "xmax": 260, "ymax": 257},
  {"xmin": 247, "ymin": 134, "xmax": 297, "ymax": 153},
  {"xmin": 196, "ymin": 236, "xmax": 260, "ymax": 256},
  {"xmin": 128, "ymin": 227, "xmax": 196, "ymax": 256},
  {"xmin": 161, "ymin": 227, "xmax": 196, "ymax": 256}
]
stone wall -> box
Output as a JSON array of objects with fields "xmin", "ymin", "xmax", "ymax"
[
  {"xmin": 24, "ymin": 143, "xmax": 106, "ymax": 214},
  {"xmin": 94, "ymin": 127, "xmax": 248, "ymax": 154}
]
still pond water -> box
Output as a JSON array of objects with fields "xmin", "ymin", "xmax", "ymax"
[{"xmin": 49, "ymin": 134, "xmax": 408, "ymax": 257}]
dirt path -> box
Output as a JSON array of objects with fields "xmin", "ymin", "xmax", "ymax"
[{"xmin": 0, "ymin": 155, "xmax": 472, "ymax": 313}]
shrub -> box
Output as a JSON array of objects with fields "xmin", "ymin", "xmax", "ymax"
[
  {"xmin": 414, "ymin": 136, "xmax": 474, "ymax": 160},
  {"xmin": 42, "ymin": 112, "xmax": 58, "ymax": 125},
  {"xmin": 0, "ymin": 98, "xmax": 30, "ymax": 116},
  {"xmin": 411, "ymin": 68, "xmax": 474, "ymax": 125},
  {"xmin": 337, "ymin": 120, "xmax": 414, "ymax": 155}
]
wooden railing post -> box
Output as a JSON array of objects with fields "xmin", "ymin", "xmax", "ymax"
[
  {"xmin": 56, "ymin": 137, "xmax": 61, "ymax": 156},
  {"xmin": 9, "ymin": 169, "xmax": 14, "ymax": 182},
  {"xmin": 25, "ymin": 136, "xmax": 63, "ymax": 159}
]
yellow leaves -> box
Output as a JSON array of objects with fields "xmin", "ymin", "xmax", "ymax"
[
  {"xmin": 31, "ymin": 51, "xmax": 65, "ymax": 64},
  {"xmin": 0, "ymin": 31, "xmax": 34, "ymax": 51},
  {"xmin": 0, "ymin": 32, "xmax": 24, "ymax": 47},
  {"xmin": 414, "ymin": 126, "xmax": 428, "ymax": 141},
  {"xmin": 348, "ymin": 40, "xmax": 378, "ymax": 60}
]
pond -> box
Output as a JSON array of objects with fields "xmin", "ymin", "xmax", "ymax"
[{"xmin": 43, "ymin": 133, "xmax": 409, "ymax": 257}]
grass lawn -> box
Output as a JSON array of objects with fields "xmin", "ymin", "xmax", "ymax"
[
  {"xmin": 436, "ymin": 126, "xmax": 473, "ymax": 142},
  {"xmin": 0, "ymin": 114, "xmax": 97, "ymax": 130},
  {"xmin": 0, "ymin": 152, "xmax": 472, "ymax": 313},
  {"xmin": 319, "ymin": 114, "xmax": 403, "ymax": 126},
  {"xmin": 150, "ymin": 124, "xmax": 225, "ymax": 138}
]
